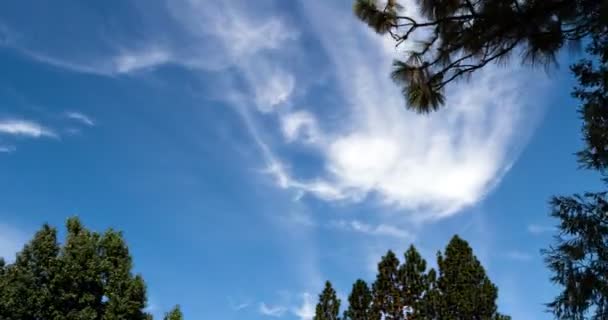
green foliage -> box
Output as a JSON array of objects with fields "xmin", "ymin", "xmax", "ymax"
[
  {"xmin": 540, "ymin": 17, "xmax": 608, "ymax": 320},
  {"xmin": 315, "ymin": 281, "xmax": 341, "ymax": 320},
  {"xmin": 543, "ymin": 193, "xmax": 608, "ymax": 319},
  {"xmin": 0, "ymin": 218, "xmax": 181, "ymax": 320},
  {"xmin": 164, "ymin": 305, "xmax": 183, "ymax": 320},
  {"xmin": 343, "ymin": 280, "xmax": 371, "ymax": 320},
  {"xmin": 435, "ymin": 236, "xmax": 508, "ymax": 319},
  {"xmin": 371, "ymin": 251, "xmax": 404, "ymax": 320},
  {"xmin": 315, "ymin": 237, "xmax": 508, "ymax": 320},
  {"xmin": 573, "ymin": 32, "xmax": 608, "ymax": 176},
  {"xmin": 354, "ymin": 0, "xmax": 606, "ymax": 112}
]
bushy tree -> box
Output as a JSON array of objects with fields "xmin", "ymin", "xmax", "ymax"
[{"xmin": 0, "ymin": 218, "xmax": 181, "ymax": 320}]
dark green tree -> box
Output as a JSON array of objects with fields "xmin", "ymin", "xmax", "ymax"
[
  {"xmin": 398, "ymin": 245, "xmax": 431, "ymax": 319},
  {"xmin": 543, "ymin": 193, "xmax": 608, "ymax": 319},
  {"xmin": 0, "ymin": 224, "xmax": 60, "ymax": 320},
  {"xmin": 315, "ymin": 281, "xmax": 342, "ymax": 320},
  {"xmin": 540, "ymin": 25, "xmax": 608, "ymax": 320},
  {"xmin": 343, "ymin": 279, "xmax": 372, "ymax": 320},
  {"xmin": 0, "ymin": 218, "xmax": 180, "ymax": 320},
  {"xmin": 164, "ymin": 305, "xmax": 184, "ymax": 320},
  {"xmin": 434, "ymin": 235, "xmax": 509, "ymax": 320},
  {"xmin": 354, "ymin": 0, "xmax": 607, "ymax": 113},
  {"xmin": 371, "ymin": 251, "xmax": 404, "ymax": 320}
]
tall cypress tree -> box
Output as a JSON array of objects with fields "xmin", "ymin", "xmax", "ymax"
[
  {"xmin": 371, "ymin": 251, "xmax": 403, "ymax": 320},
  {"xmin": 344, "ymin": 279, "xmax": 371, "ymax": 320},
  {"xmin": 314, "ymin": 281, "xmax": 341, "ymax": 320},
  {"xmin": 435, "ymin": 235, "xmax": 509, "ymax": 320}
]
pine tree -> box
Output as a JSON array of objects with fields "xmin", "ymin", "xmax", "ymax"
[
  {"xmin": 354, "ymin": 0, "xmax": 606, "ymax": 113},
  {"xmin": 0, "ymin": 224, "xmax": 60, "ymax": 320},
  {"xmin": 343, "ymin": 279, "xmax": 371, "ymax": 320},
  {"xmin": 314, "ymin": 281, "xmax": 341, "ymax": 320},
  {"xmin": 55, "ymin": 218, "xmax": 104, "ymax": 319},
  {"xmin": 398, "ymin": 245, "xmax": 430, "ymax": 319},
  {"xmin": 164, "ymin": 305, "xmax": 183, "ymax": 320},
  {"xmin": 371, "ymin": 250, "xmax": 404, "ymax": 320},
  {"xmin": 543, "ymin": 192, "xmax": 608, "ymax": 319},
  {"xmin": 435, "ymin": 235, "xmax": 509, "ymax": 320},
  {"xmin": 0, "ymin": 218, "xmax": 181, "ymax": 320}
]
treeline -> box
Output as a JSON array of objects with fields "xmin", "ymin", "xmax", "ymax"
[
  {"xmin": 0, "ymin": 218, "xmax": 182, "ymax": 320},
  {"xmin": 312, "ymin": 236, "xmax": 510, "ymax": 320}
]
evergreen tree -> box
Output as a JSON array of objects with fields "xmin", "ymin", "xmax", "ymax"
[
  {"xmin": 543, "ymin": 193, "xmax": 608, "ymax": 319},
  {"xmin": 164, "ymin": 305, "xmax": 183, "ymax": 320},
  {"xmin": 541, "ymin": 23, "xmax": 608, "ymax": 320},
  {"xmin": 434, "ymin": 235, "xmax": 509, "ymax": 320},
  {"xmin": 0, "ymin": 224, "xmax": 60, "ymax": 320},
  {"xmin": 354, "ymin": 0, "xmax": 607, "ymax": 113},
  {"xmin": 314, "ymin": 281, "xmax": 341, "ymax": 320},
  {"xmin": 0, "ymin": 218, "xmax": 181, "ymax": 320},
  {"xmin": 371, "ymin": 251, "xmax": 404, "ymax": 320},
  {"xmin": 344, "ymin": 280, "xmax": 372, "ymax": 320},
  {"xmin": 398, "ymin": 245, "xmax": 430, "ymax": 319}
]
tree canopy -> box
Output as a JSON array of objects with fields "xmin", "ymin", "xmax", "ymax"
[
  {"xmin": 0, "ymin": 218, "xmax": 182, "ymax": 320},
  {"xmin": 354, "ymin": 0, "xmax": 607, "ymax": 113},
  {"xmin": 314, "ymin": 236, "xmax": 509, "ymax": 320}
]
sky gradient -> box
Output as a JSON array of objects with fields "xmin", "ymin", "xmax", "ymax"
[{"xmin": 0, "ymin": 1, "xmax": 603, "ymax": 319}]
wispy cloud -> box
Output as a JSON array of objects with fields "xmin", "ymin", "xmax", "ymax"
[
  {"xmin": 504, "ymin": 250, "xmax": 534, "ymax": 262},
  {"xmin": 113, "ymin": 48, "xmax": 172, "ymax": 74},
  {"xmin": 0, "ymin": 119, "xmax": 56, "ymax": 138},
  {"xmin": 259, "ymin": 303, "xmax": 287, "ymax": 317},
  {"xmin": 281, "ymin": 111, "xmax": 321, "ymax": 144},
  {"xmin": 0, "ymin": 145, "xmax": 16, "ymax": 153},
  {"xmin": 527, "ymin": 224, "xmax": 554, "ymax": 235},
  {"xmin": 65, "ymin": 112, "xmax": 95, "ymax": 126},
  {"xmin": 329, "ymin": 219, "xmax": 412, "ymax": 239},
  {"xmin": 1, "ymin": 0, "xmax": 546, "ymax": 221},
  {"xmin": 292, "ymin": 293, "xmax": 315, "ymax": 320},
  {"xmin": 228, "ymin": 297, "xmax": 251, "ymax": 311},
  {"xmin": 248, "ymin": 0, "xmax": 548, "ymax": 219}
]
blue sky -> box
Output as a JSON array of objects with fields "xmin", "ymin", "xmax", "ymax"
[{"xmin": 0, "ymin": 1, "xmax": 603, "ymax": 319}]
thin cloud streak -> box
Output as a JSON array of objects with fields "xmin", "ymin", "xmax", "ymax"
[
  {"xmin": 66, "ymin": 112, "xmax": 95, "ymax": 126},
  {"xmin": 259, "ymin": 303, "xmax": 287, "ymax": 317},
  {"xmin": 0, "ymin": 119, "xmax": 57, "ymax": 138}
]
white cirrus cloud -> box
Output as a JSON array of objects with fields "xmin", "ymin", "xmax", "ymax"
[
  {"xmin": 254, "ymin": 70, "xmax": 295, "ymax": 112},
  {"xmin": 0, "ymin": 119, "xmax": 57, "ymax": 138},
  {"xmin": 246, "ymin": 0, "xmax": 549, "ymax": 219},
  {"xmin": 113, "ymin": 48, "xmax": 172, "ymax": 74},
  {"xmin": 281, "ymin": 111, "xmax": 321, "ymax": 144},
  {"xmin": 504, "ymin": 250, "xmax": 534, "ymax": 262},
  {"xmin": 0, "ymin": 145, "xmax": 16, "ymax": 153},
  {"xmin": 259, "ymin": 303, "xmax": 287, "ymax": 317},
  {"xmin": 65, "ymin": 112, "xmax": 95, "ymax": 126},
  {"xmin": 329, "ymin": 219, "xmax": 412, "ymax": 239},
  {"xmin": 527, "ymin": 224, "xmax": 554, "ymax": 235},
  {"xmin": 292, "ymin": 293, "xmax": 315, "ymax": 320}
]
